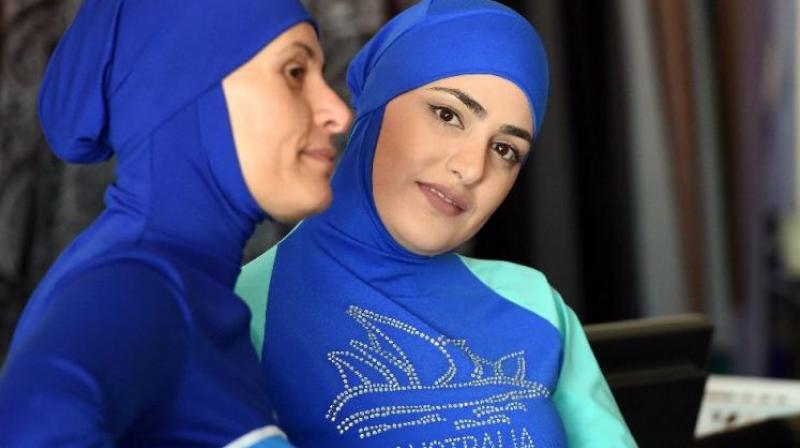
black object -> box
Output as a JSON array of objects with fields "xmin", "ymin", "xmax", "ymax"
[{"xmin": 585, "ymin": 314, "xmax": 714, "ymax": 447}]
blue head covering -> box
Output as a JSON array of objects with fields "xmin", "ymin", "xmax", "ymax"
[
  {"xmin": 39, "ymin": 0, "xmax": 314, "ymax": 165},
  {"xmin": 347, "ymin": 0, "xmax": 548, "ymax": 133},
  {"xmin": 12, "ymin": 0, "xmax": 313, "ymax": 355},
  {"xmin": 240, "ymin": 1, "xmax": 572, "ymax": 447}
]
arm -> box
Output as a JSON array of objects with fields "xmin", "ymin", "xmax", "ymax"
[
  {"xmin": 0, "ymin": 261, "xmax": 189, "ymax": 447},
  {"xmin": 551, "ymin": 292, "xmax": 638, "ymax": 447},
  {"xmin": 457, "ymin": 256, "xmax": 635, "ymax": 446}
]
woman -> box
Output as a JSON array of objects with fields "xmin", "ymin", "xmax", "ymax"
[
  {"xmin": 0, "ymin": 0, "xmax": 350, "ymax": 446},
  {"xmin": 236, "ymin": 0, "xmax": 636, "ymax": 446}
]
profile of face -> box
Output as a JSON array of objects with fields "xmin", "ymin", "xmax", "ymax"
[
  {"xmin": 223, "ymin": 23, "xmax": 352, "ymax": 222},
  {"xmin": 372, "ymin": 74, "xmax": 533, "ymax": 255}
]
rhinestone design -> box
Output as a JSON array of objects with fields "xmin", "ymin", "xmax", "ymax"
[{"xmin": 324, "ymin": 306, "xmax": 551, "ymax": 439}]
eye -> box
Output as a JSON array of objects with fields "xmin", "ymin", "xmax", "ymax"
[
  {"xmin": 284, "ymin": 62, "xmax": 307, "ymax": 87},
  {"xmin": 428, "ymin": 105, "xmax": 463, "ymax": 128},
  {"xmin": 492, "ymin": 142, "xmax": 520, "ymax": 164}
]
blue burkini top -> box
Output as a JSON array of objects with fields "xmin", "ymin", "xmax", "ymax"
[
  {"xmin": 236, "ymin": 1, "xmax": 637, "ymax": 447},
  {"xmin": 0, "ymin": 0, "xmax": 312, "ymax": 446}
]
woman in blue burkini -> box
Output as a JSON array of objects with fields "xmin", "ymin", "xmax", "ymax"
[
  {"xmin": 0, "ymin": 0, "xmax": 350, "ymax": 446},
  {"xmin": 236, "ymin": 0, "xmax": 637, "ymax": 446}
]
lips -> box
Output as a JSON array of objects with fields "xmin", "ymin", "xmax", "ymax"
[
  {"xmin": 417, "ymin": 181, "xmax": 470, "ymax": 216},
  {"xmin": 302, "ymin": 147, "xmax": 337, "ymax": 164}
]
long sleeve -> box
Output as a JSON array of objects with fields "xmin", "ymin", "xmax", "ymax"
[
  {"xmin": 552, "ymin": 293, "xmax": 638, "ymax": 447},
  {"xmin": 0, "ymin": 261, "xmax": 189, "ymax": 446}
]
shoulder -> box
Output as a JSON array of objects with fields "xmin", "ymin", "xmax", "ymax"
[
  {"xmin": 457, "ymin": 254, "xmax": 569, "ymax": 334},
  {"xmin": 51, "ymin": 252, "xmax": 191, "ymax": 331},
  {"xmin": 0, "ymin": 256, "xmax": 194, "ymax": 434},
  {"xmin": 458, "ymin": 255, "xmax": 551, "ymax": 292}
]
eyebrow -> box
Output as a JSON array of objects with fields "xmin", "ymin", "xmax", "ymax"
[
  {"xmin": 429, "ymin": 86, "xmax": 533, "ymax": 140},
  {"xmin": 283, "ymin": 42, "xmax": 320, "ymax": 62},
  {"xmin": 499, "ymin": 124, "xmax": 533, "ymax": 142},
  {"xmin": 429, "ymin": 87, "xmax": 487, "ymax": 119}
]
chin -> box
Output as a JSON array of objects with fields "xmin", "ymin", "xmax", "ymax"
[
  {"xmin": 275, "ymin": 186, "xmax": 332, "ymax": 223},
  {"xmin": 306, "ymin": 190, "xmax": 333, "ymax": 216},
  {"xmin": 398, "ymin": 229, "xmax": 455, "ymax": 256}
]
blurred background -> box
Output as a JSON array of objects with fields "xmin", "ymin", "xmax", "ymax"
[{"xmin": 0, "ymin": 0, "xmax": 796, "ymax": 386}]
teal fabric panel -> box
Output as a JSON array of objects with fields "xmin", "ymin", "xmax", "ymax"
[
  {"xmin": 458, "ymin": 254, "xmax": 561, "ymax": 329},
  {"xmin": 236, "ymin": 247, "xmax": 278, "ymax": 359}
]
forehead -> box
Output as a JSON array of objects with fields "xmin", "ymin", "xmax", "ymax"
[{"xmin": 272, "ymin": 22, "xmax": 324, "ymax": 62}]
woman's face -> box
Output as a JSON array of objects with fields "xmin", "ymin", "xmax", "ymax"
[
  {"xmin": 372, "ymin": 74, "xmax": 533, "ymax": 255},
  {"xmin": 223, "ymin": 23, "xmax": 352, "ymax": 222}
]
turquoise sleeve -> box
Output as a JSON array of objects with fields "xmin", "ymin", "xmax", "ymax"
[
  {"xmin": 551, "ymin": 290, "xmax": 637, "ymax": 447},
  {"xmin": 235, "ymin": 247, "xmax": 278, "ymax": 360},
  {"xmin": 458, "ymin": 255, "xmax": 636, "ymax": 447}
]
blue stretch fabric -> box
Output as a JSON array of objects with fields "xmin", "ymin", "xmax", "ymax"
[
  {"xmin": 237, "ymin": 1, "xmax": 634, "ymax": 447},
  {"xmin": 0, "ymin": 0, "xmax": 310, "ymax": 446}
]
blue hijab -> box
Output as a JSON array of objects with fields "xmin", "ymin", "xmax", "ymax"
[
  {"xmin": 235, "ymin": 2, "xmax": 634, "ymax": 447},
  {"xmin": 1, "ymin": 0, "xmax": 313, "ymax": 445}
]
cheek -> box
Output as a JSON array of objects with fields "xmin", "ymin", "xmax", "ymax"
[
  {"xmin": 259, "ymin": 90, "xmax": 299, "ymax": 131},
  {"xmin": 377, "ymin": 133, "xmax": 432, "ymax": 182},
  {"xmin": 257, "ymin": 97, "xmax": 313, "ymax": 163},
  {"xmin": 371, "ymin": 147, "xmax": 396, "ymax": 204},
  {"xmin": 372, "ymin": 129, "xmax": 407, "ymax": 193},
  {"xmin": 280, "ymin": 91, "xmax": 311, "ymax": 126}
]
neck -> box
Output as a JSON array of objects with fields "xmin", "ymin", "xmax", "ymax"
[{"xmin": 106, "ymin": 85, "xmax": 264, "ymax": 288}]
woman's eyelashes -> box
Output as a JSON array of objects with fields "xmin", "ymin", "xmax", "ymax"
[
  {"xmin": 428, "ymin": 104, "xmax": 464, "ymax": 128},
  {"xmin": 283, "ymin": 59, "xmax": 308, "ymax": 88},
  {"xmin": 491, "ymin": 141, "xmax": 521, "ymax": 164},
  {"xmin": 427, "ymin": 102, "xmax": 525, "ymax": 165}
]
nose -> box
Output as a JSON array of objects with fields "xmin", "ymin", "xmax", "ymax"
[
  {"xmin": 311, "ymin": 80, "xmax": 352, "ymax": 135},
  {"xmin": 445, "ymin": 142, "xmax": 486, "ymax": 186}
]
